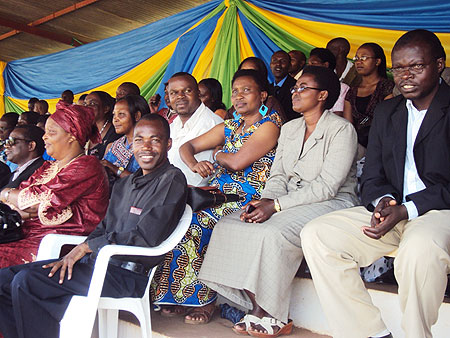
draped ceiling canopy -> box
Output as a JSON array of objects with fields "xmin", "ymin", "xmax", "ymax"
[{"xmin": 1, "ymin": 0, "xmax": 449, "ymax": 115}]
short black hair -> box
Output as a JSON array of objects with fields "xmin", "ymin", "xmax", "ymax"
[
  {"xmin": 118, "ymin": 82, "xmax": 140, "ymax": 96},
  {"xmin": 28, "ymin": 97, "xmax": 39, "ymax": 105},
  {"xmin": 79, "ymin": 93, "xmax": 88, "ymax": 100},
  {"xmin": 13, "ymin": 124, "xmax": 45, "ymax": 156},
  {"xmin": 62, "ymin": 89, "xmax": 74, "ymax": 96},
  {"xmin": 198, "ymin": 78, "xmax": 226, "ymax": 111},
  {"xmin": 327, "ymin": 37, "xmax": 351, "ymax": 55},
  {"xmin": 116, "ymin": 95, "xmax": 151, "ymax": 124},
  {"xmin": 238, "ymin": 57, "xmax": 269, "ymax": 81},
  {"xmin": 0, "ymin": 112, "xmax": 19, "ymax": 128},
  {"xmin": 169, "ymin": 72, "xmax": 198, "ymax": 86},
  {"xmin": 138, "ymin": 113, "xmax": 170, "ymax": 140},
  {"xmin": 89, "ymin": 91, "xmax": 115, "ymax": 121},
  {"xmin": 232, "ymin": 69, "xmax": 268, "ymax": 93},
  {"xmin": 359, "ymin": 42, "xmax": 388, "ymax": 78},
  {"xmin": 289, "ymin": 50, "xmax": 306, "ymax": 63},
  {"xmin": 37, "ymin": 114, "xmax": 49, "ymax": 125},
  {"xmin": 38, "ymin": 100, "xmax": 49, "ymax": 111},
  {"xmin": 393, "ymin": 29, "xmax": 446, "ymax": 61},
  {"xmin": 302, "ymin": 66, "xmax": 341, "ymax": 110},
  {"xmin": 310, "ymin": 48, "xmax": 337, "ymax": 71},
  {"xmin": 271, "ymin": 50, "xmax": 291, "ymax": 61},
  {"xmin": 20, "ymin": 111, "xmax": 40, "ymax": 125}
]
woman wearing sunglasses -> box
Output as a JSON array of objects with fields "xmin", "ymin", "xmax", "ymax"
[
  {"xmin": 0, "ymin": 101, "xmax": 109, "ymax": 268},
  {"xmin": 199, "ymin": 66, "xmax": 359, "ymax": 338},
  {"xmin": 343, "ymin": 43, "xmax": 394, "ymax": 150}
]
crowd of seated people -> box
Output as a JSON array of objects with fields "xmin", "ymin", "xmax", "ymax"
[{"xmin": 0, "ymin": 29, "xmax": 448, "ymax": 338}]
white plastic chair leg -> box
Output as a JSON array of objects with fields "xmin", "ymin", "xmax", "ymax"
[{"xmin": 98, "ymin": 308, "xmax": 118, "ymax": 338}]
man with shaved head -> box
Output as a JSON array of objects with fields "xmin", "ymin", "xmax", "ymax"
[
  {"xmin": 288, "ymin": 50, "xmax": 306, "ymax": 80},
  {"xmin": 327, "ymin": 37, "xmax": 359, "ymax": 87}
]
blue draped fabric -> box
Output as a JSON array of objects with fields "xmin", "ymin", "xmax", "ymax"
[
  {"xmin": 154, "ymin": 11, "xmax": 223, "ymax": 99},
  {"xmin": 3, "ymin": 0, "xmax": 222, "ymax": 99},
  {"xmin": 238, "ymin": 11, "xmax": 280, "ymax": 83},
  {"xmin": 247, "ymin": 0, "xmax": 450, "ymax": 32}
]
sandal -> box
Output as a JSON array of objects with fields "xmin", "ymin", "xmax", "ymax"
[
  {"xmin": 232, "ymin": 314, "xmax": 261, "ymax": 336},
  {"xmin": 160, "ymin": 305, "xmax": 189, "ymax": 317},
  {"xmin": 184, "ymin": 303, "xmax": 216, "ymax": 325},
  {"xmin": 248, "ymin": 317, "xmax": 293, "ymax": 338}
]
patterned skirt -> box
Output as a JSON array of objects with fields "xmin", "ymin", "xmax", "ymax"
[{"xmin": 152, "ymin": 200, "xmax": 241, "ymax": 307}]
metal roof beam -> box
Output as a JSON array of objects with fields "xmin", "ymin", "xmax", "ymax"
[{"xmin": 0, "ymin": 0, "xmax": 100, "ymax": 45}]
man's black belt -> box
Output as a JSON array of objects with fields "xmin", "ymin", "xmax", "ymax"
[{"xmin": 108, "ymin": 258, "xmax": 149, "ymax": 275}]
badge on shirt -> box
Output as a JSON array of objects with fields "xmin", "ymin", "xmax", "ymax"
[{"xmin": 130, "ymin": 206, "xmax": 142, "ymax": 215}]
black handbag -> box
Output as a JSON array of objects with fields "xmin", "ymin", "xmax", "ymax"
[
  {"xmin": 187, "ymin": 186, "xmax": 240, "ymax": 212},
  {"xmin": 0, "ymin": 202, "xmax": 24, "ymax": 244}
]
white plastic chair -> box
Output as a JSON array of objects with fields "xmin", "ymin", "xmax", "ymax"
[{"xmin": 36, "ymin": 204, "xmax": 192, "ymax": 338}]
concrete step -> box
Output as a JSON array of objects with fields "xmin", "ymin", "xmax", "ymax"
[
  {"xmin": 289, "ymin": 277, "xmax": 450, "ymax": 338},
  {"xmin": 106, "ymin": 275, "xmax": 450, "ymax": 337}
]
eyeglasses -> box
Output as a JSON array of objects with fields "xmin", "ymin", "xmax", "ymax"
[
  {"xmin": 4, "ymin": 136, "xmax": 32, "ymax": 147},
  {"xmin": 389, "ymin": 63, "xmax": 429, "ymax": 75},
  {"xmin": 352, "ymin": 56, "xmax": 376, "ymax": 62},
  {"xmin": 290, "ymin": 86, "xmax": 324, "ymax": 94}
]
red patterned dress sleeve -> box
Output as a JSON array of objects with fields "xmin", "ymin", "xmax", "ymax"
[{"xmin": 0, "ymin": 156, "xmax": 109, "ymax": 268}]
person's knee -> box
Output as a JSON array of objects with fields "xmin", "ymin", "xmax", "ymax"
[
  {"xmin": 11, "ymin": 269, "xmax": 33, "ymax": 290},
  {"xmin": 396, "ymin": 234, "xmax": 447, "ymax": 273},
  {"xmin": 300, "ymin": 220, "xmax": 323, "ymax": 253}
]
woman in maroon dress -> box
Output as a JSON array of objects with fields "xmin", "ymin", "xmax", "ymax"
[{"xmin": 0, "ymin": 101, "xmax": 109, "ymax": 267}]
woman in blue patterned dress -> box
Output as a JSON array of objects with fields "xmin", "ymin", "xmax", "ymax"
[
  {"xmin": 101, "ymin": 95, "xmax": 150, "ymax": 179},
  {"xmin": 152, "ymin": 69, "xmax": 282, "ymax": 323}
]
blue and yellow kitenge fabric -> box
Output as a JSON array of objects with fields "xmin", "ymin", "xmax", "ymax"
[
  {"xmin": 1, "ymin": 0, "xmax": 449, "ymax": 115},
  {"xmin": 152, "ymin": 110, "xmax": 282, "ymax": 306}
]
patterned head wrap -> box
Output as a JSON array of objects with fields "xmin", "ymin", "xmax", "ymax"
[{"xmin": 50, "ymin": 100, "xmax": 101, "ymax": 147}]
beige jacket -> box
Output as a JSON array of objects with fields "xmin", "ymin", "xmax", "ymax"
[{"xmin": 262, "ymin": 110, "xmax": 359, "ymax": 210}]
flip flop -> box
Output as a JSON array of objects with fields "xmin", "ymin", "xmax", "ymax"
[
  {"xmin": 184, "ymin": 303, "xmax": 216, "ymax": 325},
  {"xmin": 248, "ymin": 317, "xmax": 293, "ymax": 338},
  {"xmin": 232, "ymin": 314, "xmax": 261, "ymax": 336}
]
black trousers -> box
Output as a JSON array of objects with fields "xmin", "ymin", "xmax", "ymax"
[{"xmin": 0, "ymin": 256, "xmax": 149, "ymax": 338}]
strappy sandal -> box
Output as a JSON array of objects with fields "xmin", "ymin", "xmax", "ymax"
[
  {"xmin": 232, "ymin": 314, "xmax": 261, "ymax": 335},
  {"xmin": 248, "ymin": 317, "xmax": 293, "ymax": 338},
  {"xmin": 184, "ymin": 303, "xmax": 216, "ymax": 325},
  {"xmin": 160, "ymin": 305, "xmax": 190, "ymax": 317}
]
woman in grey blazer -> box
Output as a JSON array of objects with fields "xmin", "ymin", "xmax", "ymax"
[{"xmin": 199, "ymin": 66, "xmax": 359, "ymax": 337}]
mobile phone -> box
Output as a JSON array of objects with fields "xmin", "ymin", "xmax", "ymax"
[{"xmin": 246, "ymin": 205, "xmax": 255, "ymax": 213}]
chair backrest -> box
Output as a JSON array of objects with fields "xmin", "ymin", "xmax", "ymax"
[{"xmin": 153, "ymin": 204, "xmax": 192, "ymax": 255}]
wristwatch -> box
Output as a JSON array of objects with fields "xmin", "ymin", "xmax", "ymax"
[
  {"xmin": 274, "ymin": 198, "xmax": 281, "ymax": 212},
  {"xmin": 116, "ymin": 166, "xmax": 124, "ymax": 177}
]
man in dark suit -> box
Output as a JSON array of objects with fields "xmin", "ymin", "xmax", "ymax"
[
  {"xmin": 269, "ymin": 50, "xmax": 297, "ymax": 121},
  {"xmin": 301, "ymin": 30, "xmax": 449, "ymax": 338},
  {"xmin": 3, "ymin": 125, "xmax": 45, "ymax": 189}
]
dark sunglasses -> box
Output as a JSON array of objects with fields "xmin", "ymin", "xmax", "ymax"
[{"xmin": 4, "ymin": 136, "xmax": 32, "ymax": 147}]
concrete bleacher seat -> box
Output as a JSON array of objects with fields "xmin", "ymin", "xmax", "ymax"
[{"xmin": 104, "ymin": 259, "xmax": 450, "ymax": 337}]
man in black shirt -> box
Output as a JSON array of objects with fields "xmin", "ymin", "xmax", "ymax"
[{"xmin": 0, "ymin": 114, "xmax": 188, "ymax": 338}]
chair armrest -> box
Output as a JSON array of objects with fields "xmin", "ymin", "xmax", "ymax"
[{"xmin": 36, "ymin": 234, "xmax": 87, "ymax": 261}]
